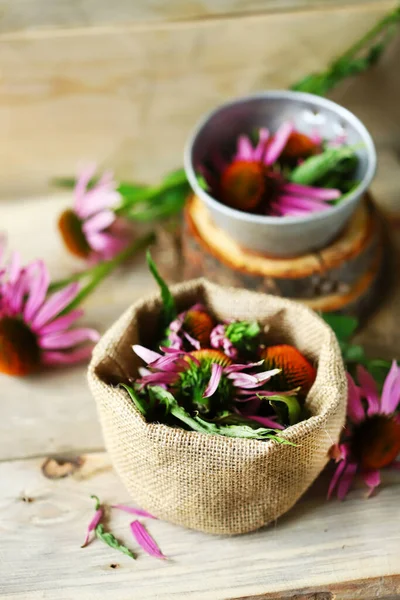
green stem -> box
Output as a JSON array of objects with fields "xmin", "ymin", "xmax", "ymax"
[
  {"xmin": 58, "ymin": 231, "xmax": 155, "ymax": 314},
  {"xmin": 291, "ymin": 5, "xmax": 400, "ymax": 95},
  {"xmin": 339, "ymin": 6, "xmax": 400, "ymax": 62}
]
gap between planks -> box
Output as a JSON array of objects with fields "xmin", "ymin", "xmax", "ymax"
[{"xmin": 0, "ymin": 0, "xmax": 395, "ymax": 41}]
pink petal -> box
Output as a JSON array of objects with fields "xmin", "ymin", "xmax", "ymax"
[
  {"xmin": 111, "ymin": 504, "xmax": 157, "ymax": 519},
  {"xmin": 362, "ymin": 469, "xmax": 381, "ymax": 498},
  {"xmin": 346, "ymin": 372, "xmax": 365, "ymax": 423},
  {"xmin": 281, "ymin": 182, "xmax": 341, "ymax": 200},
  {"xmin": 78, "ymin": 188, "xmax": 121, "ymax": 220},
  {"xmin": 253, "ymin": 128, "xmax": 270, "ymax": 161},
  {"xmin": 228, "ymin": 372, "xmax": 259, "ymax": 388},
  {"xmin": 7, "ymin": 252, "xmax": 22, "ymax": 284},
  {"xmin": 310, "ymin": 131, "xmax": 323, "ymax": 145},
  {"xmin": 224, "ymin": 360, "xmax": 264, "ymax": 373},
  {"xmin": 203, "ymin": 363, "xmax": 223, "ymax": 398},
  {"xmin": 8, "ymin": 271, "xmax": 29, "ymax": 315},
  {"xmin": 380, "ymin": 360, "xmax": 400, "ymax": 414},
  {"xmin": 81, "ymin": 508, "xmax": 103, "ymax": 548},
  {"xmin": 130, "ymin": 520, "xmax": 166, "ymax": 560},
  {"xmin": 183, "ymin": 331, "xmax": 201, "ymax": 350},
  {"xmin": 246, "ymin": 414, "xmax": 284, "ymax": 430},
  {"xmin": 39, "ymin": 327, "xmax": 100, "ymax": 350},
  {"xmin": 82, "ymin": 210, "xmax": 115, "ymax": 235},
  {"xmin": 253, "ymin": 368, "xmax": 281, "ymax": 383},
  {"xmin": 357, "ymin": 365, "xmax": 380, "ymax": 416},
  {"xmin": 74, "ymin": 163, "xmax": 97, "ymax": 213},
  {"xmin": 235, "ymin": 135, "xmax": 255, "ymax": 161},
  {"xmin": 38, "ymin": 309, "xmax": 84, "ymax": 336},
  {"xmin": 276, "ymin": 195, "xmax": 331, "ymax": 212},
  {"xmin": 133, "ymin": 345, "xmax": 162, "ymax": 365},
  {"xmin": 24, "ymin": 261, "xmax": 50, "ymax": 323},
  {"xmin": 42, "ymin": 345, "xmax": 95, "ymax": 366},
  {"xmin": 337, "ymin": 461, "xmax": 358, "ymax": 500},
  {"xmin": 140, "ymin": 371, "xmax": 179, "ymax": 385},
  {"xmin": 264, "ymin": 121, "xmax": 294, "ymax": 165},
  {"xmin": 31, "ymin": 282, "xmax": 79, "ymax": 330},
  {"xmin": 86, "ymin": 232, "xmax": 126, "ymax": 259},
  {"xmin": 327, "ymin": 458, "xmax": 348, "ymax": 500}
]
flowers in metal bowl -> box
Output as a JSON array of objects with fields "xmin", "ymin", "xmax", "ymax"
[
  {"xmin": 199, "ymin": 123, "xmax": 359, "ymax": 217},
  {"xmin": 122, "ymin": 255, "xmax": 317, "ymax": 442}
]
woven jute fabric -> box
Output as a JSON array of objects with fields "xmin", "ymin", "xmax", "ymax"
[{"xmin": 88, "ymin": 279, "xmax": 347, "ymax": 535}]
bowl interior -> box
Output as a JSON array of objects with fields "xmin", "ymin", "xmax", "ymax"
[{"xmin": 186, "ymin": 91, "xmax": 376, "ymax": 221}]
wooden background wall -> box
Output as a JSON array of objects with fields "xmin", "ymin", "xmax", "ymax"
[{"xmin": 1, "ymin": 0, "xmax": 399, "ymax": 213}]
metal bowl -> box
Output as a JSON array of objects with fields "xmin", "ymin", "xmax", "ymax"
[{"xmin": 184, "ymin": 91, "xmax": 377, "ymax": 257}]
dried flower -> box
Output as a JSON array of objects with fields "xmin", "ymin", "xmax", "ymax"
[
  {"xmin": 167, "ymin": 304, "xmax": 214, "ymax": 350},
  {"xmin": 58, "ymin": 165, "xmax": 130, "ymax": 262},
  {"xmin": 328, "ymin": 362, "xmax": 400, "ymax": 500},
  {"xmin": 260, "ymin": 344, "xmax": 316, "ymax": 394},
  {"xmin": 202, "ymin": 122, "xmax": 343, "ymax": 216},
  {"xmin": 0, "ymin": 252, "xmax": 99, "ymax": 375},
  {"xmin": 133, "ymin": 345, "xmax": 280, "ymax": 415}
]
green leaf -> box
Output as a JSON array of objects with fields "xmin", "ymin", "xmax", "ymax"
[
  {"xmin": 225, "ymin": 320, "xmax": 261, "ymax": 352},
  {"xmin": 342, "ymin": 344, "xmax": 365, "ymax": 363},
  {"xmin": 146, "ymin": 251, "xmax": 177, "ymax": 327},
  {"xmin": 95, "ymin": 524, "xmax": 136, "ymax": 560},
  {"xmin": 196, "ymin": 174, "xmax": 209, "ymax": 191},
  {"xmin": 321, "ymin": 313, "xmax": 358, "ymax": 342},
  {"xmin": 259, "ymin": 393, "xmax": 302, "ymax": 426},
  {"xmin": 291, "ymin": 7, "xmax": 400, "ymax": 96},
  {"xmin": 290, "ymin": 146, "xmax": 357, "ymax": 186},
  {"xmin": 125, "ymin": 184, "xmax": 189, "ymax": 222},
  {"xmin": 120, "ymin": 384, "xmax": 148, "ymax": 417},
  {"xmin": 162, "ymin": 168, "xmax": 188, "ymax": 187}
]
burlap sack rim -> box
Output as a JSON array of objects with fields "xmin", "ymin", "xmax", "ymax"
[{"xmin": 89, "ymin": 278, "xmax": 346, "ymax": 450}]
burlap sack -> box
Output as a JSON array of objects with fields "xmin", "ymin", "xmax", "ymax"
[{"xmin": 88, "ymin": 279, "xmax": 346, "ymax": 535}]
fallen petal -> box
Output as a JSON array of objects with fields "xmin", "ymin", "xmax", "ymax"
[
  {"xmin": 130, "ymin": 520, "xmax": 166, "ymax": 560},
  {"xmin": 81, "ymin": 508, "xmax": 103, "ymax": 548}
]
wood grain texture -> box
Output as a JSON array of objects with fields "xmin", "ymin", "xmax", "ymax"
[
  {"xmin": 0, "ymin": 1, "xmax": 399, "ymax": 203},
  {"xmin": 180, "ymin": 195, "xmax": 386, "ymax": 318},
  {"xmin": 0, "ymin": 451, "xmax": 399, "ymax": 599},
  {"xmin": 0, "ymin": 0, "xmax": 385, "ymax": 33}
]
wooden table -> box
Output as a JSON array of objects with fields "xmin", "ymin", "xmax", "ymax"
[{"xmin": 1, "ymin": 192, "xmax": 400, "ymax": 600}]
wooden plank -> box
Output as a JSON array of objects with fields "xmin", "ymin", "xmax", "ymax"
[
  {"xmin": 0, "ymin": 451, "xmax": 399, "ymax": 599},
  {"xmin": 0, "ymin": 192, "xmax": 155, "ymax": 461},
  {"xmin": 0, "ymin": 0, "xmax": 385, "ymax": 33},
  {"xmin": 0, "ymin": 2, "xmax": 398, "ymax": 200}
]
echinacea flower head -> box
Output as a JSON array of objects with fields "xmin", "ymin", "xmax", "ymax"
[
  {"xmin": 260, "ymin": 344, "xmax": 316, "ymax": 394},
  {"xmin": 328, "ymin": 362, "xmax": 400, "ymax": 500},
  {"xmin": 280, "ymin": 131, "xmax": 321, "ymax": 160},
  {"xmin": 203, "ymin": 122, "xmax": 341, "ymax": 216},
  {"xmin": 58, "ymin": 165, "xmax": 129, "ymax": 262},
  {"xmin": 133, "ymin": 345, "xmax": 280, "ymax": 416},
  {"xmin": 167, "ymin": 304, "xmax": 214, "ymax": 350},
  {"xmin": 0, "ymin": 251, "xmax": 99, "ymax": 375}
]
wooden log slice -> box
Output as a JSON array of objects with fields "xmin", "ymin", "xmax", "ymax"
[{"xmin": 181, "ymin": 194, "xmax": 387, "ymax": 318}]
